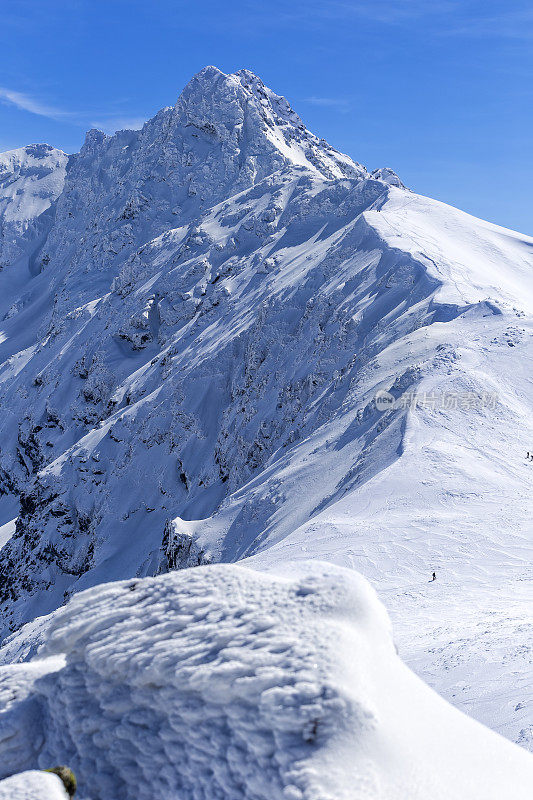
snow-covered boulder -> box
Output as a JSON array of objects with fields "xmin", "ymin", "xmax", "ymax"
[
  {"xmin": 0, "ymin": 770, "xmax": 69, "ymax": 800},
  {"xmin": 0, "ymin": 562, "xmax": 531, "ymax": 800}
]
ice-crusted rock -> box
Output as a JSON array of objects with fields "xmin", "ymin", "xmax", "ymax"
[
  {"xmin": 0, "ymin": 562, "xmax": 531, "ymax": 800},
  {"xmin": 44, "ymin": 767, "xmax": 77, "ymax": 798},
  {"xmin": 370, "ymin": 166, "xmax": 404, "ymax": 187},
  {"xmin": 157, "ymin": 517, "xmax": 211, "ymax": 571}
]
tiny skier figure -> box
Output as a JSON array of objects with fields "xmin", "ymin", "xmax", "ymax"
[{"xmin": 431, "ymin": 572, "xmax": 436, "ymax": 581}]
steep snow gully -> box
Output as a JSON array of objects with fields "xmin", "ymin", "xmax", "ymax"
[{"xmin": 0, "ymin": 66, "xmax": 531, "ymax": 797}]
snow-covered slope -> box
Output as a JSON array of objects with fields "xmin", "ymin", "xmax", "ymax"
[
  {"xmin": 0, "ymin": 562, "xmax": 531, "ymax": 800},
  {"xmin": 0, "ymin": 65, "xmax": 530, "ymax": 767}
]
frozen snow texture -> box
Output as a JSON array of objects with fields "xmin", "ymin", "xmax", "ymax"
[
  {"xmin": 0, "ymin": 770, "xmax": 68, "ymax": 800},
  {"xmin": 0, "ymin": 65, "xmax": 530, "ymax": 756},
  {"xmin": 0, "ymin": 562, "xmax": 531, "ymax": 800}
]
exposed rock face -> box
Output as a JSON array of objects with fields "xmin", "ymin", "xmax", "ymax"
[{"xmin": 44, "ymin": 767, "xmax": 77, "ymax": 798}]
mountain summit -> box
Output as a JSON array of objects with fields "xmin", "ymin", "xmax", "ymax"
[
  {"xmin": 0, "ymin": 67, "xmax": 530, "ymax": 761},
  {"xmin": 172, "ymin": 65, "xmax": 370, "ymax": 182}
]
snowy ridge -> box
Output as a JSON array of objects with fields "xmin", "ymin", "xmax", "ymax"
[
  {"xmin": 0, "ymin": 65, "xmax": 530, "ymax": 771},
  {"xmin": 0, "ymin": 562, "xmax": 531, "ymax": 800}
]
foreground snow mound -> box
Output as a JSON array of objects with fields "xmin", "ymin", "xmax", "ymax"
[
  {"xmin": 0, "ymin": 563, "xmax": 531, "ymax": 800},
  {"xmin": 0, "ymin": 770, "xmax": 69, "ymax": 800}
]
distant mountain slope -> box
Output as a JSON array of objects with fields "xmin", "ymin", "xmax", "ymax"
[
  {"xmin": 0, "ymin": 144, "xmax": 67, "ymax": 272},
  {"xmin": 0, "ymin": 67, "xmax": 530, "ymax": 752}
]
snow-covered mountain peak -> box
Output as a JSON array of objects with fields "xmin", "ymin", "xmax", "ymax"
[
  {"xmin": 173, "ymin": 65, "xmax": 367, "ymax": 181},
  {"xmin": 80, "ymin": 127, "xmax": 108, "ymax": 150},
  {"xmin": 50, "ymin": 64, "xmax": 374, "ymax": 262},
  {"xmin": 232, "ymin": 66, "xmax": 305, "ymax": 126}
]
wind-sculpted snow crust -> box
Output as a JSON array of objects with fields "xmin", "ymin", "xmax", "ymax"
[{"xmin": 0, "ymin": 562, "xmax": 531, "ymax": 800}]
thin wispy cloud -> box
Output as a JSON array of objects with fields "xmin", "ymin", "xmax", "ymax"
[
  {"xmin": 0, "ymin": 87, "xmax": 75, "ymax": 121},
  {"xmin": 0, "ymin": 86, "xmax": 147, "ymax": 134}
]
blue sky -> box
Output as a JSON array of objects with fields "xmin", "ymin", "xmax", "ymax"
[{"xmin": 1, "ymin": 0, "xmax": 531, "ymax": 234}]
